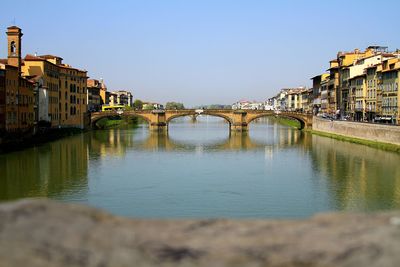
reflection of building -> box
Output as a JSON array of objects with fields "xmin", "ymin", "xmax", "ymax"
[
  {"xmin": 0, "ymin": 133, "xmax": 89, "ymax": 200},
  {"xmin": 309, "ymin": 135, "xmax": 400, "ymax": 210}
]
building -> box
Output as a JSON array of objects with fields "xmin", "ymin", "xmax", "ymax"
[
  {"xmin": 271, "ymin": 89, "xmax": 289, "ymax": 110},
  {"xmin": 22, "ymin": 54, "xmax": 88, "ymax": 128},
  {"xmin": 0, "ymin": 26, "xmax": 35, "ymax": 133},
  {"xmin": 27, "ymin": 75, "xmax": 49, "ymax": 125},
  {"xmin": 310, "ymin": 74, "xmax": 326, "ymax": 114},
  {"xmin": 232, "ymin": 100, "xmax": 265, "ymax": 110},
  {"xmin": 18, "ymin": 76, "xmax": 35, "ymax": 130},
  {"xmin": 87, "ymin": 79, "xmax": 103, "ymax": 112},
  {"xmin": 57, "ymin": 61, "xmax": 88, "ymax": 128},
  {"xmin": 348, "ymin": 74, "xmax": 366, "ymax": 121},
  {"xmin": 327, "ymin": 60, "xmax": 339, "ymax": 114},
  {"xmin": 108, "ymin": 92, "xmax": 118, "ymax": 106},
  {"xmin": 99, "ymin": 80, "xmax": 108, "ymax": 105},
  {"xmin": 337, "ymin": 47, "xmax": 394, "ymax": 118},
  {"xmin": 143, "ymin": 102, "xmax": 164, "ymax": 110},
  {"xmin": 0, "ymin": 68, "xmax": 5, "ymax": 131},
  {"xmin": 365, "ymin": 64, "xmax": 380, "ymax": 121},
  {"xmin": 285, "ymin": 87, "xmax": 308, "ymax": 111},
  {"xmin": 23, "ymin": 54, "xmax": 61, "ymax": 127},
  {"xmin": 112, "ymin": 90, "xmax": 133, "ymax": 107},
  {"xmin": 379, "ymin": 58, "xmax": 400, "ymax": 124}
]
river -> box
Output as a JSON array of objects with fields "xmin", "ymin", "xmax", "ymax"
[{"xmin": 1, "ymin": 117, "xmax": 399, "ymax": 218}]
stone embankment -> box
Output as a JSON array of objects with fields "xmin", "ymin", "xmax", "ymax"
[
  {"xmin": 1, "ymin": 200, "xmax": 400, "ymax": 267},
  {"xmin": 312, "ymin": 117, "xmax": 400, "ymax": 146}
]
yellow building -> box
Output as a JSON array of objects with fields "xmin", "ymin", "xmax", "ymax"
[
  {"xmin": 327, "ymin": 60, "xmax": 339, "ymax": 113},
  {"xmin": 379, "ymin": 58, "xmax": 400, "ymax": 124},
  {"xmin": 22, "ymin": 55, "xmax": 88, "ymax": 128},
  {"xmin": 337, "ymin": 48, "xmax": 371, "ymax": 117},
  {"xmin": 365, "ymin": 64, "xmax": 380, "ymax": 121},
  {"xmin": 348, "ymin": 74, "xmax": 366, "ymax": 121},
  {"xmin": 23, "ymin": 54, "xmax": 61, "ymax": 127}
]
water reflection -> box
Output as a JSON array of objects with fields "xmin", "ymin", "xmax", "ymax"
[
  {"xmin": 88, "ymin": 123, "xmax": 305, "ymax": 154},
  {"xmin": 0, "ymin": 117, "xmax": 399, "ymax": 218},
  {"xmin": 0, "ymin": 135, "xmax": 88, "ymax": 200},
  {"xmin": 309, "ymin": 135, "xmax": 400, "ymax": 211}
]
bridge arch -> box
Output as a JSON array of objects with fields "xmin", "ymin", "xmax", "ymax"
[
  {"xmin": 166, "ymin": 112, "xmax": 233, "ymax": 126},
  {"xmin": 246, "ymin": 113, "xmax": 307, "ymax": 129}
]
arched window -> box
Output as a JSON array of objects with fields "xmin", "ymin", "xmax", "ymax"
[{"xmin": 10, "ymin": 41, "xmax": 16, "ymax": 54}]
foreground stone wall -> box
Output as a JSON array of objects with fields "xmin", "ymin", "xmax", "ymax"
[
  {"xmin": 1, "ymin": 200, "xmax": 400, "ymax": 267},
  {"xmin": 312, "ymin": 117, "xmax": 400, "ymax": 146}
]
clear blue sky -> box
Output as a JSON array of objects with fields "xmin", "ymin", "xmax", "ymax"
[{"xmin": 1, "ymin": 0, "xmax": 398, "ymax": 106}]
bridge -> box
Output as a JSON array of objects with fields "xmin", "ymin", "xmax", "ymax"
[{"xmin": 90, "ymin": 109, "xmax": 313, "ymax": 132}]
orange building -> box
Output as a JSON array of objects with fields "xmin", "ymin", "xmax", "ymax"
[
  {"xmin": 58, "ymin": 62, "xmax": 88, "ymax": 127},
  {"xmin": 0, "ymin": 26, "xmax": 35, "ymax": 133},
  {"xmin": 18, "ymin": 76, "xmax": 35, "ymax": 130}
]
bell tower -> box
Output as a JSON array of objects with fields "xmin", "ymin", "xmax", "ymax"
[{"xmin": 6, "ymin": 26, "xmax": 23, "ymax": 72}]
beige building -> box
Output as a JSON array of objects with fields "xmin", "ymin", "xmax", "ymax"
[
  {"xmin": 22, "ymin": 54, "xmax": 88, "ymax": 128},
  {"xmin": 87, "ymin": 79, "xmax": 104, "ymax": 112},
  {"xmin": 379, "ymin": 58, "xmax": 400, "ymax": 124}
]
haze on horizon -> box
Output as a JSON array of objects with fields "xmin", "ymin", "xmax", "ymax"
[{"xmin": 1, "ymin": 0, "xmax": 398, "ymax": 107}]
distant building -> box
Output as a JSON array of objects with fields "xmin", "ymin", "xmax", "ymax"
[
  {"xmin": 87, "ymin": 79, "xmax": 105, "ymax": 112},
  {"xmin": 143, "ymin": 102, "xmax": 164, "ymax": 110},
  {"xmin": 112, "ymin": 90, "xmax": 133, "ymax": 107},
  {"xmin": 232, "ymin": 100, "xmax": 265, "ymax": 110}
]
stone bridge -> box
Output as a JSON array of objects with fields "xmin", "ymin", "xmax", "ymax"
[{"xmin": 90, "ymin": 109, "xmax": 313, "ymax": 132}]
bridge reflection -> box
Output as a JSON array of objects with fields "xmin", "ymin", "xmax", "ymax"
[{"xmin": 89, "ymin": 126, "xmax": 307, "ymax": 157}]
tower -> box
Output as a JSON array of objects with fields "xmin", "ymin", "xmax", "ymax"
[{"xmin": 6, "ymin": 26, "xmax": 23, "ymax": 72}]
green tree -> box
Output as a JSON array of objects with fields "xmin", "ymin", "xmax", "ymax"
[
  {"xmin": 133, "ymin": 99, "xmax": 143, "ymax": 110},
  {"xmin": 166, "ymin": 102, "xmax": 185, "ymax": 110}
]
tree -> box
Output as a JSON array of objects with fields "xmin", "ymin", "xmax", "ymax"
[
  {"xmin": 133, "ymin": 99, "xmax": 143, "ymax": 110},
  {"xmin": 166, "ymin": 102, "xmax": 185, "ymax": 110}
]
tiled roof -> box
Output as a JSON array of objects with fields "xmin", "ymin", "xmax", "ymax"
[{"xmin": 24, "ymin": 54, "xmax": 46, "ymax": 61}]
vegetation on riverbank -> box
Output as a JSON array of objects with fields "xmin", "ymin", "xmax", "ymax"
[
  {"xmin": 95, "ymin": 116, "xmax": 142, "ymax": 129},
  {"xmin": 273, "ymin": 117, "xmax": 301, "ymax": 129},
  {"xmin": 310, "ymin": 130, "xmax": 400, "ymax": 153}
]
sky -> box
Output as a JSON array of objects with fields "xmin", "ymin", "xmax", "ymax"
[{"xmin": 1, "ymin": 0, "xmax": 399, "ymax": 106}]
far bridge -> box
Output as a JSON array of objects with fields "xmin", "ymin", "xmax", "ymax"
[{"xmin": 90, "ymin": 109, "xmax": 313, "ymax": 132}]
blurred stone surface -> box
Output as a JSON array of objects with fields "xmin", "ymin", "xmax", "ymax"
[{"xmin": 0, "ymin": 199, "xmax": 400, "ymax": 267}]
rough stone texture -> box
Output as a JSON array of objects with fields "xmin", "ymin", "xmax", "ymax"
[
  {"xmin": 312, "ymin": 117, "xmax": 400, "ymax": 145},
  {"xmin": 1, "ymin": 200, "xmax": 400, "ymax": 267}
]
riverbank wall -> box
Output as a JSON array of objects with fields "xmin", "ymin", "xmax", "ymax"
[
  {"xmin": 312, "ymin": 117, "xmax": 400, "ymax": 147},
  {"xmin": 0, "ymin": 199, "xmax": 399, "ymax": 267}
]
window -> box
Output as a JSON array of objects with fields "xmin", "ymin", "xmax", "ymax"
[{"xmin": 10, "ymin": 41, "xmax": 16, "ymax": 54}]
